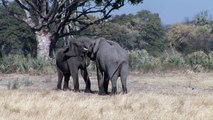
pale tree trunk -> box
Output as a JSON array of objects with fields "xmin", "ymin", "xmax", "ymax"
[
  {"xmin": 35, "ymin": 29, "xmax": 52, "ymax": 59},
  {"xmin": 63, "ymin": 25, "xmax": 73, "ymax": 46}
]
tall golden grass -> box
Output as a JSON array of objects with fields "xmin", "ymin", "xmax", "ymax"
[{"xmin": 1, "ymin": 89, "xmax": 213, "ymax": 120}]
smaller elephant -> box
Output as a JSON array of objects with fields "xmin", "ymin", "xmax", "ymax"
[
  {"xmin": 56, "ymin": 38, "xmax": 91, "ymax": 93},
  {"xmin": 87, "ymin": 38, "xmax": 129, "ymax": 95}
]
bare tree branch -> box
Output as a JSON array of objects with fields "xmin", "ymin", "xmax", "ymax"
[
  {"xmin": 58, "ymin": 0, "xmax": 125, "ymax": 37},
  {"xmin": 14, "ymin": 0, "xmax": 29, "ymax": 11},
  {"xmin": 1, "ymin": 0, "xmax": 143, "ymax": 40}
]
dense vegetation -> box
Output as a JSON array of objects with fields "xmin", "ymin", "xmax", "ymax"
[{"xmin": 1, "ymin": 3, "xmax": 213, "ymax": 73}]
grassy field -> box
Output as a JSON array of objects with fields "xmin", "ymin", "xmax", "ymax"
[{"xmin": 1, "ymin": 71, "xmax": 213, "ymax": 120}]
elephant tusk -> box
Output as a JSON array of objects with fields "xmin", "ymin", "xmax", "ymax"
[{"xmin": 84, "ymin": 48, "xmax": 88, "ymax": 51}]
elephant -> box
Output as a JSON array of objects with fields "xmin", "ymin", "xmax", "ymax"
[
  {"xmin": 81, "ymin": 37, "xmax": 129, "ymax": 95},
  {"xmin": 56, "ymin": 38, "xmax": 92, "ymax": 93}
]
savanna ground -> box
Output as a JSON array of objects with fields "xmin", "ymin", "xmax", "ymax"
[{"xmin": 1, "ymin": 70, "xmax": 213, "ymax": 120}]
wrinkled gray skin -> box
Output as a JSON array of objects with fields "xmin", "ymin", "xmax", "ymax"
[
  {"xmin": 56, "ymin": 38, "xmax": 91, "ymax": 93},
  {"xmin": 80, "ymin": 37, "xmax": 129, "ymax": 95}
]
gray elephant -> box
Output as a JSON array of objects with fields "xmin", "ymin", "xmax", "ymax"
[
  {"xmin": 56, "ymin": 38, "xmax": 91, "ymax": 93},
  {"xmin": 81, "ymin": 37, "xmax": 128, "ymax": 95}
]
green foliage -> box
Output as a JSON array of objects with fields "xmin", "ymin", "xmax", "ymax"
[
  {"xmin": 83, "ymin": 10, "xmax": 165, "ymax": 55},
  {"xmin": 186, "ymin": 51, "xmax": 209, "ymax": 71},
  {"xmin": 0, "ymin": 5, "xmax": 36, "ymax": 57},
  {"xmin": 193, "ymin": 10, "xmax": 212, "ymax": 26},
  {"xmin": 124, "ymin": 10, "xmax": 165, "ymax": 55},
  {"xmin": 3, "ymin": 50, "xmax": 213, "ymax": 74},
  {"xmin": 165, "ymin": 23, "xmax": 213, "ymax": 54},
  {"xmin": 2, "ymin": 3, "xmax": 213, "ymax": 73},
  {"xmin": 0, "ymin": 55, "xmax": 55, "ymax": 74},
  {"xmin": 161, "ymin": 52, "xmax": 186, "ymax": 70},
  {"xmin": 8, "ymin": 79, "xmax": 20, "ymax": 90},
  {"xmin": 129, "ymin": 50, "xmax": 188, "ymax": 72},
  {"xmin": 128, "ymin": 50, "xmax": 160, "ymax": 72},
  {"xmin": 166, "ymin": 11, "xmax": 213, "ymax": 55},
  {"xmin": 7, "ymin": 77, "xmax": 33, "ymax": 90},
  {"xmin": 207, "ymin": 51, "xmax": 213, "ymax": 70},
  {"xmin": 23, "ymin": 78, "xmax": 33, "ymax": 87}
]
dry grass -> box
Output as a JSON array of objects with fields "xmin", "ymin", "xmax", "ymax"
[
  {"xmin": 1, "ymin": 71, "xmax": 213, "ymax": 120},
  {"xmin": 0, "ymin": 90, "xmax": 213, "ymax": 120}
]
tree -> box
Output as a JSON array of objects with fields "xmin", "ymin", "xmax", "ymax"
[
  {"xmin": 0, "ymin": 4, "xmax": 36, "ymax": 57},
  {"xmin": 133, "ymin": 10, "xmax": 164, "ymax": 54},
  {"xmin": 111, "ymin": 10, "xmax": 165, "ymax": 52},
  {"xmin": 193, "ymin": 10, "xmax": 212, "ymax": 26},
  {"xmin": 165, "ymin": 23, "xmax": 213, "ymax": 54},
  {"xmin": 166, "ymin": 24, "xmax": 197, "ymax": 54},
  {"xmin": 82, "ymin": 10, "xmax": 164, "ymax": 54},
  {"xmin": 1, "ymin": 0, "xmax": 143, "ymax": 59}
]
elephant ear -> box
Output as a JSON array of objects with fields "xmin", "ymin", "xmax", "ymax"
[
  {"xmin": 93, "ymin": 39, "xmax": 101, "ymax": 54},
  {"xmin": 90, "ymin": 39, "xmax": 101, "ymax": 59},
  {"xmin": 63, "ymin": 43, "xmax": 78, "ymax": 57}
]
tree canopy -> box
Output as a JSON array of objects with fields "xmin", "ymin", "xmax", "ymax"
[
  {"xmin": 1, "ymin": 0, "xmax": 143, "ymax": 58},
  {"xmin": 1, "ymin": 2, "xmax": 213, "ymax": 58},
  {"xmin": 0, "ymin": 5, "xmax": 36, "ymax": 57},
  {"xmin": 1, "ymin": 0, "xmax": 143, "ymax": 38},
  {"xmin": 81, "ymin": 10, "xmax": 165, "ymax": 55}
]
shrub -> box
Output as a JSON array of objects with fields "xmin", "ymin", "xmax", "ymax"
[
  {"xmin": 128, "ymin": 50, "xmax": 160, "ymax": 72},
  {"xmin": 0, "ymin": 55, "xmax": 15, "ymax": 73},
  {"xmin": 186, "ymin": 51, "xmax": 209, "ymax": 71},
  {"xmin": 3, "ymin": 50, "xmax": 213, "ymax": 74},
  {"xmin": 206, "ymin": 51, "xmax": 213, "ymax": 70},
  {"xmin": 0, "ymin": 54, "xmax": 55, "ymax": 74},
  {"xmin": 8, "ymin": 79, "xmax": 20, "ymax": 90},
  {"xmin": 161, "ymin": 52, "xmax": 186, "ymax": 70}
]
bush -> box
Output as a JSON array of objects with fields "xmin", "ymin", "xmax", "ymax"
[
  {"xmin": 0, "ymin": 55, "xmax": 15, "ymax": 73},
  {"xmin": 186, "ymin": 51, "xmax": 209, "ymax": 71},
  {"xmin": 161, "ymin": 52, "xmax": 186, "ymax": 70},
  {"xmin": 8, "ymin": 79, "xmax": 20, "ymax": 90},
  {"xmin": 206, "ymin": 51, "xmax": 213, "ymax": 70},
  {"xmin": 3, "ymin": 50, "xmax": 213, "ymax": 74},
  {"xmin": 0, "ymin": 55, "xmax": 55, "ymax": 74},
  {"xmin": 128, "ymin": 50, "xmax": 160, "ymax": 72}
]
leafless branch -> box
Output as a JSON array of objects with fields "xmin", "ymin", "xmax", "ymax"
[
  {"xmin": 58, "ymin": 0, "xmax": 125, "ymax": 38},
  {"xmin": 1, "ymin": 0, "xmax": 141, "ymax": 40}
]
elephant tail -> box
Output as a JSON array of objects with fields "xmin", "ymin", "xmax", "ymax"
[{"xmin": 110, "ymin": 61, "xmax": 124, "ymax": 79}]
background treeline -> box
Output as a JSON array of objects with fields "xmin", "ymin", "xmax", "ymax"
[{"xmin": 1, "ymin": 5, "xmax": 213, "ymax": 73}]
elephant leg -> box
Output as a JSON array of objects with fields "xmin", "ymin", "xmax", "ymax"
[
  {"xmin": 96, "ymin": 66, "xmax": 106, "ymax": 95},
  {"xmin": 71, "ymin": 71, "xmax": 80, "ymax": 92},
  {"xmin": 57, "ymin": 68, "xmax": 63, "ymax": 90},
  {"xmin": 120, "ymin": 64, "xmax": 128, "ymax": 94},
  {"xmin": 111, "ymin": 71, "xmax": 119, "ymax": 95},
  {"xmin": 63, "ymin": 75, "xmax": 70, "ymax": 91},
  {"xmin": 80, "ymin": 68, "xmax": 92, "ymax": 93},
  {"xmin": 104, "ymin": 74, "xmax": 109, "ymax": 94}
]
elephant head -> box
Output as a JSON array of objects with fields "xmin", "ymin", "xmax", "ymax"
[
  {"xmin": 71, "ymin": 36, "xmax": 96, "ymax": 61},
  {"xmin": 62, "ymin": 38, "xmax": 88, "ymax": 62},
  {"xmin": 88, "ymin": 38, "xmax": 108, "ymax": 60}
]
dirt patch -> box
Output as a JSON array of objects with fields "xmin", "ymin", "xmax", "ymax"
[
  {"xmin": 1, "ymin": 72, "xmax": 213, "ymax": 95},
  {"xmin": 1, "ymin": 72, "xmax": 213, "ymax": 120}
]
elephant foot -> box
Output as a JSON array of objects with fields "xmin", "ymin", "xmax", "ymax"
[
  {"xmin": 84, "ymin": 89, "xmax": 92, "ymax": 93},
  {"xmin": 55, "ymin": 87, "xmax": 62, "ymax": 90},
  {"xmin": 110, "ymin": 92, "xmax": 117, "ymax": 96},
  {"xmin": 122, "ymin": 90, "xmax": 127, "ymax": 94},
  {"xmin": 111, "ymin": 87, "xmax": 117, "ymax": 95},
  {"xmin": 63, "ymin": 87, "xmax": 71, "ymax": 91},
  {"xmin": 73, "ymin": 89, "xmax": 80, "ymax": 92},
  {"xmin": 98, "ymin": 91, "xmax": 107, "ymax": 96},
  {"xmin": 57, "ymin": 85, "xmax": 61, "ymax": 90}
]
